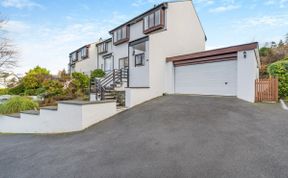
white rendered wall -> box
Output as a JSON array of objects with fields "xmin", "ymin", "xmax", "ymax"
[
  {"xmin": 0, "ymin": 101, "xmax": 117, "ymax": 134},
  {"xmin": 98, "ymin": 41, "xmax": 113, "ymax": 70},
  {"xmin": 237, "ymin": 49, "xmax": 259, "ymax": 103},
  {"xmin": 162, "ymin": 1, "xmax": 206, "ymax": 94},
  {"xmin": 74, "ymin": 43, "xmax": 98, "ymax": 75},
  {"xmin": 129, "ymin": 42, "xmax": 150, "ymax": 87},
  {"xmin": 112, "ymin": 43, "xmax": 129, "ymax": 70},
  {"xmin": 126, "ymin": 1, "xmax": 206, "ymax": 107},
  {"xmin": 130, "ymin": 20, "xmax": 146, "ymax": 41},
  {"xmin": 125, "ymin": 88, "xmax": 156, "ymax": 108}
]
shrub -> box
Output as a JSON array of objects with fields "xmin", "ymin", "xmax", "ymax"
[
  {"xmin": 0, "ymin": 96, "xmax": 39, "ymax": 114},
  {"xmin": 267, "ymin": 58, "xmax": 288, "ymax": 98},
  {"xmin": 42, "ymin": 80, "xmax": 64, "ymax": 97},
  {"xmin": 0, "ymin": 88, "xmax": 9, "ymax": 95},
  {"xmin": 91, "ymin": 69, "xmax": 105, "ymax": 79},
  {"xmin": 22, "ymin": 66, "xmax": 51, "ymax": 91},
  {"xmin": 72, "ymin": 72, "xmax": 90, "ymax": 89},
  {"xmin": 8, "ymin": 83, "xmax": 25, "ymax": 95}
]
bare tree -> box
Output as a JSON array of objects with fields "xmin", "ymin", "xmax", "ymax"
[{"xmin": 0, "ymin": 18, "xmax": 17, "ymax": 72}]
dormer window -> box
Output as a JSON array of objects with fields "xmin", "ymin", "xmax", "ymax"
[
  {"xmin": 71, "ymin": 52, "xmax": 78, "ymax": 62},
  {"xmin": 143, "ymin": 9, "xmax": 165, "ymax": 34},
  {"xmin": 113, "ymin": 26, "xmax": 129, "ymax": 45},
  {"xmin": 97, "ymin": 42, "xmax": 108, "ymax": 54},
  {"xmin": 80, "ymin": 47, "xmax": 88, "ymax": 59}
]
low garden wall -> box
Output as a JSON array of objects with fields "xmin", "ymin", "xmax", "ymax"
[{"xmin": 0, "ymin": 100, "xmax": 117, "ymax": 134}]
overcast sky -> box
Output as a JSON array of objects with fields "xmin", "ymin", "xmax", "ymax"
[{"xmin": 1, "ymin": 0, "xmax": 288, "ymax": 74}]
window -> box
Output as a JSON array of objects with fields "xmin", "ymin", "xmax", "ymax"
[
  {"xmin": 71, "ymin": 52, "xmax": 78, "ymax": 62},
  {"xmin": 143, "ymin": 9, "xmax": 164, "ymax": 34},
  {"xmin": 155, "ymin": 10, "xmax": 161, "ymax": 26},
  {"xmin": 119, "ymin": 57, "xmax": 128, "ymax": 69},
  {"xmin": 104, "ymin": 57, "xmax": 113, "ymax": 72},
  {"xmin": 98, "ymin": 42, "xmax": 107, "ymax": 54},
  {"xmin": 135, "ymin": 53, "xmax": 145, "ymax": 67},
  {"xmin": 80, "ymin": 47, "xmax": 88, "ymax": 59},
  {"xmin": 113, "ymin": 26, "xmax": 129, "ymax": 45}
]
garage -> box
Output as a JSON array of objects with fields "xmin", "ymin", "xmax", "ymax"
[
  {"xmin": 175, "ymin": 60, "xmax": 237, "ymax": 96},
  {"xmin": 166, "ymin": 42, "xmax": 260, "ymax": 101}
]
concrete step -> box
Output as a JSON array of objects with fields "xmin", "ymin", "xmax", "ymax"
[
  {"xmin": 41, "ymin": 106, "xmax": 58, "ymax": 111},
  {"xmin": 5, "ymin": 113, "xmax": 21, "ymax": 119},
  {"xmin": 21, "ymin": 110, "xmax": 40, "ymax": 115}
]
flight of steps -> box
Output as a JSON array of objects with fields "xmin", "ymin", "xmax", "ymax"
[{"xmin": 103, "ymin": 90, "xmax": 125, "ymax": 107}]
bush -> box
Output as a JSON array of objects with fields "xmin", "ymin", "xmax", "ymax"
[
  {"xmin": 8, "ymin": 83, "xmax": 25, "ymax": 95},
  {"xmin": 268, "ymin": 58, "xmax": 288, "ymax": 98},
  {"xmin": 22, "ymin": 66, "xmax": 51, "ymax": 92},
  {"xmin": 0, "ymin": 88, "xmax": 9, "ymax": 95},
  {"xmin": 91, "ymin": 69, "xmax": 105, "ymax": 79},
  {"xmin": 43, "ymin": 80, "xmax": 64, "ymax": 97},
  {"xmin": 72, "ymin": 72, "xmax": 90, "ymax": 89},
  {"xmin": 0, "ymin": 96, "xmax": 39, "ymax": 114}
]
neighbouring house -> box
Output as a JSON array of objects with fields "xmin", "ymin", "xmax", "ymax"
[
  {"xmin": 68, "ymin": 42, "xmax": 98, "ymax": 75},
  {"xmin": 69, "ymin": 0, "xmax": 260, "ymax": 107},
  {"xmin": 0, "ymin": 72, "xmax": 20, "ymax": 88}
]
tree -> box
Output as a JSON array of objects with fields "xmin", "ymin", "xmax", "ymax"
[
  {"xmin": 278, "ymin": 40, "xmax": 284, "ymax": 47},
  {"xmin": 0, "ymin": 18, "xmax": 17, "ymax": 72},
  {"xmin": 22, "ymin": 66, "xmax": 51, "ymax": 90},
  {"xmin": 285, "ymin": 33, "xmax": 288, "ymax": 45},
  {"xmin": 271, "ymin": 41, "xmax": 277, "ymax": 48}
]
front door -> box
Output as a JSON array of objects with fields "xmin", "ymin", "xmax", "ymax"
[
  {"xmin": 119, "ymin": 57, "xmax": 128, "ymax": 69},
  {"xmin": 104, "ymin": 57, "xmax": 113, "ymax": 72}
]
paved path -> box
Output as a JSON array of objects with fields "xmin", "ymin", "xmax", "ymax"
[{"xmin": 0, "ymin": 95, "xmax": 288, "ymax": 178}]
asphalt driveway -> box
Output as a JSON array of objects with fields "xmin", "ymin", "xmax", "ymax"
[{"xmin": 0, "ymin": 95, "xmax": 288, "ymax": 178}]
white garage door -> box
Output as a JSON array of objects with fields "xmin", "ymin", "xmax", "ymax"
[{"xmin": 175, "ymin": 60, "xmax": 237, "ymax": 96}]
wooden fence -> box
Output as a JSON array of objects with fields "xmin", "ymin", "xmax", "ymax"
[{"xmin": 255, "ymin": 78, "xmax": 278, "ymax": 102}]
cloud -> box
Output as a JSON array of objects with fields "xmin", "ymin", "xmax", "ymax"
[
  {"xmin": 209, "ymin": 4, "xmax": 240, "ymax": 13},
  {"xmin": 1, "ymin": 0, "xmax": 43, "ymax": 9},
  {"xmin": 3, "ymin": 11, "xmax": 131, "ymax": 74},
  {"xmin": 264, "ymin": 0, "xmax": 288, "ymax": 7},
  {"xmin": 132, "ymin": 0, "xmax": 163, "ymax": 7},
  {"xmin": 2, "ymin": 20, "xmax": 31, "ymax": 33},
  {"xmin": 234, "ymin": 14, "xmax": 288, "ymax": 30},
  {"xmin": 193, "ymin": 0, "xmax": 214, "ymax": 6}
]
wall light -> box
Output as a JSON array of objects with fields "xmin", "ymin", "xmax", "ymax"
[{"xmin": 243, "ymin": 51, "xmax": 247, "ymax": 59}]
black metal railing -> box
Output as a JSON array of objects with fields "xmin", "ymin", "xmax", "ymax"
[{"xmin": 90, "ymin": 68, "xmax": 128, "ymax": 101}]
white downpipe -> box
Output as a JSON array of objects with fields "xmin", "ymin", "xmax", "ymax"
[{"xmin": 280, "ymin": 99, "xmax": 288, "ymax": 111}]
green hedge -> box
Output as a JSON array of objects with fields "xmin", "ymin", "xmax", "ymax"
[
  {"xmin": 268, "ymin": 57, "xmax": 288, "ymax": 98},
  {"xmin": 0, "ymin": 96, "xmax": 39, "ymax": 114}
]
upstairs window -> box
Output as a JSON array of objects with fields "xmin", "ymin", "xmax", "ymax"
[
  {"xmin": 80, "ymin": 47, "xmax": 88, "ymax": 59},
  {"xmin": 143, "ymin": 9, "xmax": 164, "ymax": 34},
  {"xmin": 71, "ymin": 52, "xmax": 78, "ymax": 62},
  {"xmin": 113, "ymin": 26, "xmax": 129, "ymax": 45},
  {"xmin": 97, "ymin": 42, "xmax": 108, "ymax": 54}
]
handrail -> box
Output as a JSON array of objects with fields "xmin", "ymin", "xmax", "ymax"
[{"xmin": 91, "ymin": 68, "xmax": 128, "ymax": 101}]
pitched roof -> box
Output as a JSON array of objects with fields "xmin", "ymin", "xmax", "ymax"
[{"xmin": 109, "ymin": 2, "xmax": 168, "ymax": 33}]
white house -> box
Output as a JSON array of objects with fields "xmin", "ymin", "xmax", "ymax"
[
  {"xmin": 0, "ymin": 72, "xmax": 20, "ymax": 88},
  {"xmin": 69, "ymin": 42, "xmax": 98, "ymax": 75},
  {"xmin": 69, "ymin": 0, "xmax": 260, "ymax": 107}
]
